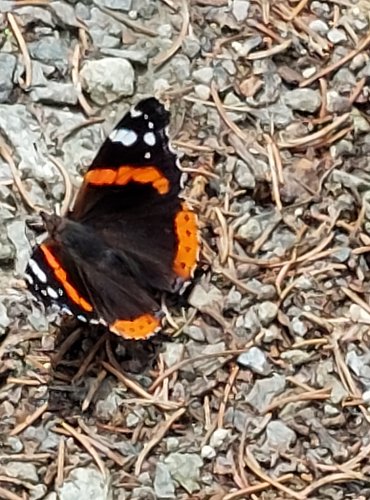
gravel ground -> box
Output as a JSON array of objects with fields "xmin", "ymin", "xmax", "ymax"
[{"xmin": 1, "ymin": 0, "xmax": 370, "ymax": 499}]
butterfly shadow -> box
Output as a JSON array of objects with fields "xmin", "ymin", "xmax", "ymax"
[{"xmin": 47, "ymin": 318, "xmax": 168, "ymax": 418}]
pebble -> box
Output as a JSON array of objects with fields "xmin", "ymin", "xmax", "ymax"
[
  {"xmin": 264, "ymin": 420, "xmax": 296, "ymax": 450},
  {"xmin": 237, "ymin": 347, "xmax": 270, "ymax": 375},
  {"xmin": 183, "ymin": 324, "xmax": 205, "ymax": 342},
  {"xmin": 234, "ymin": 160, "xmax": 255, "ymax": 188},
  {"xmin": 210, "ymin": 428, "xmax": 230, "ymax": 448},
  {"xmin": 237, "ymin": 218, "xmax": 262, "ymax": 242},
  {"xmin": 309, "ymin": 19, "xmax": 329, "ymax": 34},
  {"xmin": 163, "ymin": 343, "xmax": 184, "ymax": 367},
  {"xmin": 94, "ymin": 0, "xmax": 132, "ymax": 9},
  {"xmin": 154, "ymin": 463, "xmax": 175, "ymax": 499},
  {"xmin": 194, "ymin": 84, "xmax": 210, "ymax": 101},
  {"xmin": 7, "ymin": 220, "xmax": 31, "ymax": 275},
  {"xmin": 57, "ymin": 467, "xmax": 111, "ymax": 500},
  {"xmin": 284, "ymin": 88, "xmax": 321, "ymax": 113},
  {"xmin": 188, "ymin": 282, "xmax": 223, "ymax": 312},
  {"xmin": 327, "ymin": 28, "xmax": 347, "ymax": 44},
  {"xmin": 232, "ymin": 0, "xmax": 250, "ymax": 22},
  {"xmin": 3, "ymin": 462, "xmax": 38, "ymax": 482},
  {"xmin": 30, "ymin": 82, "xmax": 78, "ymax": 105},
  {"xmin": 0, "ymin": 301, "xmax": 10, "ymax": 332},
  {"xmin": 291, "ymin": 317, "xmax": 308, "ymax": 337},
  {"xmin": 192, "ymin": 67, "xmax": 214, "ymax": 84},
  {"xmin": 245, "ymin": 374, "xmax": 286, "ymax": 412},
  {"xmin": 281, "ymin": 349, "xmax": 312, "ymax": 365},
  {"xmin": 326, "ymin": 90, "xmax": 351, "ymax": 113},
  {"xmin": 0, "ymin": 53, "xmax": 16, "ymax": 103},
  {"xmin": 165, "ymin": 453, "xmax": 203, "ymax": 494},
  {"xmin": 201, "ymin": 445, "xmax": 216, "ymax": 459},
  {"xmin": 257, "ymin": 301, "xmax": 278, "ymax": 326},
  {"xmin": 28, "ymin": 36, "xmax": 69, "ymax": 71},
  {"xmin": 80, "ymin": 58, "xmax": 135, "ymax": 105}
]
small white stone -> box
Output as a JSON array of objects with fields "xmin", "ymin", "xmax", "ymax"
[
  {"xmin": 143, "ymin": 131, "xmax": 156, "ymax": 146},
  {"xmin": 201, "ymin": 445, "xmax": 216, "ymax": 459}
]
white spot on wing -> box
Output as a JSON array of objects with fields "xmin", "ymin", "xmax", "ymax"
[
  {"xmin": 110, "ymin": 128, "xmax": 138, "ymax": 147},
  {"xmin": 77, "ymin": 315, "xmax": 87, "ymax": 323},
  {"xmin": 143, "ymin": 132, "xmax": 156, "ymax": 146},
  {"xmin": 62, "ymin": 306, "xmax": 72, "ymax": 315},
  {"xmin": 130, "ymin": 107, "xmax": 143, "ymax": 118},
  {"xmin": 148, "ymin": 121, "xmax": 154, "ymax": 129},
  {"xmin": 144, "ymin": 152, "xmax": 151, "ymax": 159},
  {"xmin": 89, "ymin": 319, "xmax": 99, "ymax": 325},
  {"xmin": 47, "ymin": 286, "xmax": 58, "ymax": 299},
  {"xmin": 29, "ymin": 259, "xmax": 47, "ymax": 283},
  {"xmin": 41, "ymin": 289, "xmax": 47, "ymax": 296}
]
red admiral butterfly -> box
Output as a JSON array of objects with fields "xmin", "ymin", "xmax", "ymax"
[{"xmin": 25, "ymin": 98, "xmax": 198, "ymax": 340}]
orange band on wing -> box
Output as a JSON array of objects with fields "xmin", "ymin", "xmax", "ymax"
[
  {"xmin": 173, "ymin": 203, "xmax": 198, "ymax": 280},
  {"xmin": 110, "ymin": 314, "xmax": 160, "ymax": 340},
  {"xmin": 40, "ymin": 244, "xmax": 93, "ymax": 312},
  {"xmin": 85, "ymin": 166, "xmax": 169, "ymax": 194}
]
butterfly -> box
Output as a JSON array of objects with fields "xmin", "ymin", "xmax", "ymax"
[{"xmin": 25, "ymin": 97, "xmax": 198, "ymax": 340}]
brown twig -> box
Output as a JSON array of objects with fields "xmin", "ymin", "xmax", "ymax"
[
  {"xmin": 7, "ymin": 13, "xmax": 32, "ymax": 89},
  {"xmin": 10, "ymin": 402, "xmax": 48, "ymax": 436},
  {"xmin": 134, "ymin": 408, "xmax": 186, "ymax": 475},
  {"xmin": 153, "ymin": 0, "xmax": 189, "ymax": 67}
]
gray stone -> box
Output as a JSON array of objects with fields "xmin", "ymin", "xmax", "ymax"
[
  {"xmin": 284, "ymin": 88, "xmax": 321, "ymax": 113},
  {"xmin": 0, "ymin": 300, "xmax": 10, "ymax": 332},
  {"xmin": 237, "ymin": 347, "xmax": 270, "ymax": 375},
  {"xmin": 94, "ymin": 0, "xmax": 132, "ymax": 10},
  {"xmin": 182, "ymin": 36, "xmax": 201, "ymax": 58},
  {"xmin": 0, "ymin": 53, "xmax": 16, "ymax": 102},
  {"xmin": 154, "ymin": 463, "xmax": 175, "ymax": 499},
  {"xmin": 28, "ymin": 37, "xmax": 69, "ymax": 71},
  {"xmin": 57, "ymin": 467, "xmax": 111, "ymax": 500},
  {"xmin": 245, "ymin": 374, "xmax": 286, "ymax": 412},
  {"xmin": 291, "ymin": 317, "xmax": 308, "ymax": 337},
  {"xmin": 30, "ymin": 484, "xmax": 48, "ymax": 500},
  {"xmin": 264, "ymin": 420, "xmax": 296, "ymax": 450},
  {"xmin": 183, "ymin": 324, "xmax": 205, "ymax": 342},
  {"xmin": 234, "ymin": 160, "xmax": 255, "ymax": 188},
  {"xmin": 80, "ymin": 58, "xmax": 135, "ymax": 105},
  {"xmin": 163, "ymin": 343, "xmax": 184, "ymax": 368},
  {"xmin": 194, "ymin": 84, "xmax": 210, "ymax": 101},
  {"xmin": 232, "ymin": 0, "xmax": 250, "ymax": 22},
  {"xmin": 3, "ymin": 462, "xmax": 38, "ymax": 482},
  {"xmin": 7, "ymin": 220, "xmax": 31, "ymax": 275},
  {"xmin": 188, "ymin": 282, "xmax": 223, "ymax": 312},
  {"xmin": 327, "ymin": 28, "xmax": 347, "ymax": 44},
  {"xmin": 237, "ymin": 218, "xmax": 262, "ymax": 242},
  {"xmin": 210, "ymin": 428, "xmax": 230, "ymax": 448},
  {"xmin": 193, "ymin": 67, "xmax": 214, "ymax": 84},
  {"xmin": 257, "ymin": 301, "xmax": 278, "ymax": 326},
  {"xmin": 232, "ymin": 36, "xmax": 262, "ymax": 57},
  {"xmin": 281, "ymin": 349, "xmax": 311, "ymax": 365},
  {"xmin": 309, "ymin": 19, "xmax": 329, "ymax": 34},
  {"xmin": 165, "ymin": 453, "xmax": 203, "ymax": 494},
  {"xmin": 30, "ymin": 82, "xmax": 78, "ymax": 105},
  {"xmin": 201, "ymin": 445, "xmax": 216, "ymax": 459},
  {"xmin": 326, "ymin": 90, "xmax": 351, "ymax": 113}
]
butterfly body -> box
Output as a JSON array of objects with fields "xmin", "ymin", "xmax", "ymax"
[{"xmin": 25, "ymin": 98, "xmax": 198, "ymax": 340}]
